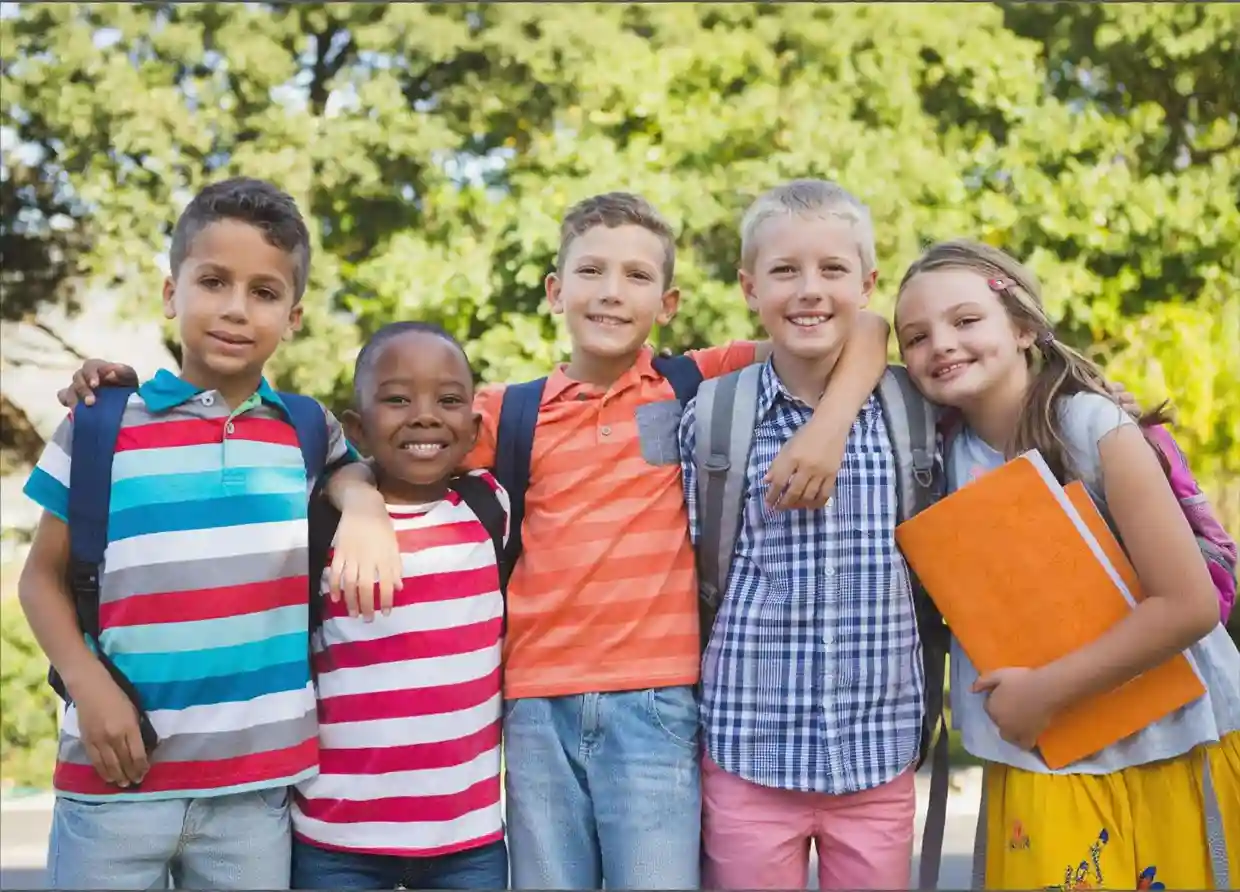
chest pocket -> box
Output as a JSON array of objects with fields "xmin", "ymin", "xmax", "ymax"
[{"xmin": 635, "ymin": 399, "xmax": 684, "ymax": 466}]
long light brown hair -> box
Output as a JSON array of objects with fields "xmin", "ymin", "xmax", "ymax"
[{"xmin": 896, "ymin": 239, "xmax": 1170, "ymax": 482}]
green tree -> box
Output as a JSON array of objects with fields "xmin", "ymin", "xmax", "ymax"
[{"xmin": 3, "ymin": 2, "xmax": 1236, "ymax": 520}]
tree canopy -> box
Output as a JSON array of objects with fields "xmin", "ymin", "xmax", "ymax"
[{"xmin": 3, "ymin": 2, "xmax": 1237, "ymax": 518}]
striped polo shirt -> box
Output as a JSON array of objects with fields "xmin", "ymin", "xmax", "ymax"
[
  {"xmin": 23, "ymin": 369, "xmax": 354, "ymax": 801},
  {"xmin": 466, "ymin": 342, "xmax": 757, "ymax": 698}
]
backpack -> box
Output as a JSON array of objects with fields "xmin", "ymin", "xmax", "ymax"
[
  {"xmin": 1143, "ymin": 423, "xmax": 1237, "ymax": 625},
  {"xmin": 690, "ymin": 363, "xmax": 951, "ymax": 892},
  {"xmin": 51, "ymin": 385, "xmax": 333, "ymax": 756},
  {"xmin": 306, "ymin": 471, "xmax": 508, "ymax": 638},
  {"xmin": 491, "ymin": 353, "xmax": 704, "ymax": 578}
]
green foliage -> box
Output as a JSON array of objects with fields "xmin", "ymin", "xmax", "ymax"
[
  {"xmin": 0, "ymin": 607, "xmax": 59, "ymax": 790},
  {"xmin": 2, "ymin": 2, "xmax": 1236, "ymax": 521}
]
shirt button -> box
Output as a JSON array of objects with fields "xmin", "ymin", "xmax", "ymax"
[
  {"xmin": 225, "ymin": 421, "xmax": 235, "ymax": 435},
  {"xmin": 601, "ymin": 426, "xmax": 612, "ymax": 437},
  {"xmin": 200, "ymin": 393, "xmax": 214, "ymax": 406},
  {"xmin": 824, "ymin": 566, "xmax": 836, "ymax": 578},
  {"xmin": 826, "ymin": 496, "xmax": 834, "ymax": 509}
]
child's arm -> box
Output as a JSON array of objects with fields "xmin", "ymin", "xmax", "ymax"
[
  {"xmin": 18, "ymin": 513, "xmax": 150, "ymax": 788},
  {"xmin": 975, "ymin": 423, "xmax": 1221, "ymax": 749},
  {"xmin": 763, "ymin": 310, "xmax": 891, "ymax": 510},
  {"xmin": 318, "ymin": 412, "xmax": 402, "ymax": 621}
]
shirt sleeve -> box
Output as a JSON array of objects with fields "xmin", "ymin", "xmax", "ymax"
[
  {"xmin": 687, "ymin": 340, "xmax": 759, "ymax": 381},
  {"xmin": 23, "ymin": 414, "xmax": 74, "ymax": 523},
  {"xmin": 462, "ymin": 383, "xmax": 505, "ymax": 472},
  {"xmin": 679, "ymin": 396, "xmax": 702, "ymax": 547}
]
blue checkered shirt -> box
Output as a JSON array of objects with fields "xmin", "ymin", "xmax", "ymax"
[{"xmin": 679, "ymin": 359, "xmax": 924, "ymax": 794}]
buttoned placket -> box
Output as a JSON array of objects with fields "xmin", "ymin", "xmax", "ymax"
[{"xmin": 217, "ymin": 391, "xmax": 261, "ymax": 492}]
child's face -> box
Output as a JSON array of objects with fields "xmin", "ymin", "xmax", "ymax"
[
  {"xmin": 896, "ymin": 268, "xmax": 1035, "ymax": 408},
  {"xmin": 547, "ymin": 224, "xmax": 679, "ymax": 363},
  {"xmin": 740, "ymin": 215, "xmax": 874, "ymax": 363},
  {"xmin": 162, "ymin": 219, "xmax": 303, "ymax": 383},
  {"xmin": 347, "ymin": 330, "xmax": 479, "ymax": 501}
]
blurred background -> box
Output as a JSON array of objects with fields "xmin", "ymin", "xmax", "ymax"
[{"xmin": 1, "ymin": 1, "xmax": 1237, "ymax": 806}]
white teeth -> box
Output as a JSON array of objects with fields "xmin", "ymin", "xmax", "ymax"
[
  {"xmin": 789, "ymin": 316, "xmax": 828, "ymax": 327},
  {"xmin": 402, "ymin": 443, "xmax": 444, "ymax": 455},
  {"xmin": 934, "ymin": 363, "xmax": 969, "ymax": 378},
  {"xmin": 590, "ymin": 316, "xmax": 627, "ymax": 327}
]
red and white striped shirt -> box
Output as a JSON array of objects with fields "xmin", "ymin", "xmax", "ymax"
[{"xmin": 292, "ymin": 470, "xmax": 507, "ymax": 857}]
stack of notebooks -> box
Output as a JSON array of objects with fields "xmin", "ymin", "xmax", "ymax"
[{"xmin": 895, "ymin": 449, "xmax": 1205, "ymax": 769}]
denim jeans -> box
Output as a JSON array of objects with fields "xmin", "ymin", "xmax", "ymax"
[
  {"xmin": 504, "ymin": 686, "xmax": 701, "ymax": 890},
  {"xmin": 47, "ymin": 787, "xmax": 292, "ymax": 890},
  {"xmin": 291, "ymin": 837, "xmax": 508, "ymax": 890}
]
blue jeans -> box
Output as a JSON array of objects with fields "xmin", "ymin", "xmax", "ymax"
[
  {"xmin": 504, "ymin": 686, "xmax": 701, "ymax": 890},
  {"xmin": 291, "ymin": 837, "xmax": 508, "ymax": 890},
  {"xmin": 47, "ymin": 787, "xmax": 292, "ymax": 890}
]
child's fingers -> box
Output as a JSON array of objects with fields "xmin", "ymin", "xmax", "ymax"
[
  {"xmin": 90, "ymin": 740, "xmax": 129, "ymax": 787},
  {"xmin": 119, "ymin": 727, "xmax": 150, "ymax": 786}
]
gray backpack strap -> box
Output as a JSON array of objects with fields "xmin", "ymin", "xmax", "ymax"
[
  {"xmin": 694, "ymin": 365, "xmax": 762, "ymax": 650},
  {"xmin": 875, "ymin": 366, "xmax": 949, "ymax": 891},
  {"xmin": 1203, "ymin": 749, "xmax": 1231, "ymax": 888}
]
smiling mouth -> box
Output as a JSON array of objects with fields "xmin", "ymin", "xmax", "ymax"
[
  {"xmin": 586, "ymin": 314, "xmax": 631, "ymax": 327},
  {"xmin": 207, "ymin": 331, "xmax": 254, "ymax": 346},
  {"xmin": 399, "ymin": 442, "xmax": 448, "ymax": 457},
  {"xmin": 931, "ymin": 361, "xmax": 974, "ymax": 379},
  {"xmin": 787, "ymin": 315, "xmax": 832, "ymax": 328}
]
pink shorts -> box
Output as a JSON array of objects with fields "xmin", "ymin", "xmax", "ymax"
[{"xmin": 701, "ymin": 754, "xmax": 916, "ymax": 891}]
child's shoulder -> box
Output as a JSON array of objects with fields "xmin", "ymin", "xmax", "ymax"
[{"xmin": 1057, "ymin": 391, "xmax": 1133, "ymax": 449}]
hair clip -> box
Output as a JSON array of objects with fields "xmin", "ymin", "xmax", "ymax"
[
  {"xmin": 1036, "ymin": 330, "xmax": 1055, "ymax": 347},
  {"xmin": 987, "ymin": 278, "xmax": 1009, "ymax": 292}
]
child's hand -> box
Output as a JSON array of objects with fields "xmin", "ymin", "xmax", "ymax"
[
  {"xmin": 972, "ymin": 666, "xmax": 1056, "ymax": 750},
  {"xmin": 1105, "ymin": 381, "xmax": 1140, "ymax": 420},
  {"xmin": 764, "ymin": 412, "xmax": 847, "ymax": 511},
  {"xmin": 70, "ymin": 664, "xmax": 150, "ymax": 787},
  {"xmin": 57, "ymin": 359, "xmax": 139, "ymax": 408},
  {"xmin": 330, "ymin": 488, "xmax": 402, "ymax": 621}
]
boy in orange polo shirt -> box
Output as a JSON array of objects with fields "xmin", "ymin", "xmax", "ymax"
[{"xmin": 467, "ymin": 193, "xmax": 892, "ymax": 890}]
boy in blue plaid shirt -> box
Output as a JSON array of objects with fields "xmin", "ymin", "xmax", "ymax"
[{"xmin": 679, "ymin": 180, "xmax": 924, "ymax": 891}]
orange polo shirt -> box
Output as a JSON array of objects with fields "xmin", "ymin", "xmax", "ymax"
[{"xmin": 466, "ymin": 342, "xmax": 758, "ymax": 699}]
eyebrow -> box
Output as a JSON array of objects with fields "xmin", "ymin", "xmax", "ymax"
[
  {"xmin": 195, "ymin": 262, "xmax": 289, "ymax": 288},
  {"xmin": 895, "ymin": 301, "xmax": 986, "ymax": 336},
  {"xmin": 574, "ymin": 253, "xmax": 659, "ymax": 271},
  {"xmin": 375, "ymin": 376, "xmax": 469, "ymax": 389}
]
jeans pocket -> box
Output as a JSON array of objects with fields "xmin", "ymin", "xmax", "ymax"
[
  {"xmin": 645, "ymin": 686, "xmax": 700, "ymax": 750},
  {"xmin": 255, "ymin": 784, "xmax": 290, "ymax": 814}
]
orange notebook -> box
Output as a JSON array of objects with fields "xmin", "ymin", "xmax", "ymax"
[{"xmin": 895, "ymin": 451, "xmax": 1205, "ymax": 769}]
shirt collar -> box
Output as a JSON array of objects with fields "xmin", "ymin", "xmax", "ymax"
[
  {"xmin": 540, "ymin": 346, "xmax": 661, "ymax": 405},
  {"xmin": 755, "ymin": 357, "xmax": 804, "ymax": 422},
  {"xmin": 137, "ymin": 368, "xmax": 288, "ymax": 415}
]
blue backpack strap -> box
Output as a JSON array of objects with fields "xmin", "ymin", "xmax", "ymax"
[
  {"xmin": 278, "ymin": 392, "xmax": 329, "ymax": 481},
  {"xmin": 61, "ymin": 386, "xmax": 159, "ymax": 755},
  {"xmin": 651, "ymin": 353, "xmax": 704, "ymax": 407},
  {"xmin": 493, "ymin": 378, "xmax": 546, "ymax": 582}
]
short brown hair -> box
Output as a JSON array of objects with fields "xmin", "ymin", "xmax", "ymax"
[{"xmin": 556, "ymin": 192, "xmax": 677, "ymax": 289}]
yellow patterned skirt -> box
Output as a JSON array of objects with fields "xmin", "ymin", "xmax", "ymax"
[{"xmin": 979, "ymin": 731, "xmax": 1240, "ymax": 890}]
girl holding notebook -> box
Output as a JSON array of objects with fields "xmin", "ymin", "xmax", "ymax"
[{"xmin": 893, "ymin": 239, "xmax": 1240, "ymax": 891}]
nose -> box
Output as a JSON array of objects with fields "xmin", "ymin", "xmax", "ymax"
[
  {"xmin": 797, "ymin": 269, "xmax": 827, "ymax": 303},
  {"xmin": 404, "ymin": 396, "xmax": 445, "ymax": 425},
  {"xmin": 220, "ymin": 283, "xmax": 249, "ymax": 323},
  {"xmin": 600, "ymin": 269, "xmax": 624, "ymax": 303}
]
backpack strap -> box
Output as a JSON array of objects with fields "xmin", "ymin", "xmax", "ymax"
[
  {"xmin": 693, "ymin": 365, "xmax": 763, "ymax": 651},
  {"xmin": 493, "ymin": 379, "xmax": 545, "ymax": 583},
  {"xmin": 449, "ymin": 473, "xmax": 507, "ymax": 587},
  {"xmin": 58, "ymin": 386, "xmax": 159, "ymax": 755},
  {"xmin": 651, "ymin": 353, "xmax": 705, "ymax": 407},
  {"xmin": 278, "ymin": 392, "xmax": 330, "ymax": 482},
  {"xmin": 874, "ymin": 365, "xmax": 951, "ymax": 892}
]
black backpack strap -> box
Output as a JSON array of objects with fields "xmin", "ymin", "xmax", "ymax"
[
  {"xmin": 306, "ymin": 479, "xmax": 343, "ymax": 640},
  {"xmin": 493, "ymin": 378, "xmax": 545, "ymax": 584},
  {"xmin": 449, "ymin": 474, "xmax": 507, "ymax": 580},
  {"xmin": 58, "ymin": 386, "xmax": 159, "ymax": 755},
  {"xmin": 651, "ymin": 354, "xmax": 705, "ymax": 407}
]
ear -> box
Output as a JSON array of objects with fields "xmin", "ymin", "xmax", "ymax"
[
  {"xmin": 656, "ymin": 287, "xmax": 681, "ymax": 326},
  {"xmin": 860, "ymin": 268, "xmax": 879, "ymax": 308},
  {"xmin": 340, "ymin": 409, "xmax": 367, "ymax": 455},
  {"xmin": 466, "ymin": 410, "xmax": 482, "ymax": 452},
  {"xmin": 285, "ymin": 303, "xmax": 304, "ymax": 340},
  {"xmin": 1014, "ymin": 323, "xmax": 1037, "ymax": 352},
  {"xmin": 545, "ymin": 272, "xmax": 565, "ymax": 316},
  {"xmin": 739, "ymin": 268, "xmax": 759, "ymax": 312},
  {"xmin": 162, "ymin": 277, "xmax": 177, "ymax": 319}
]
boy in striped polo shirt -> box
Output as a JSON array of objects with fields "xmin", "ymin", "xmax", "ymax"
[{"xmin": 19, "ymin": 178, "xmax": 400, "ymax": 890}]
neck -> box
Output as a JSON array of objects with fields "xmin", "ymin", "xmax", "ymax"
[
  {"xmin": 564, "ymin": 346, "xmax": 643, "ymax": 388},
  {"xmin": 770, "ymin": 343, "xmax": 845, "ymax": 406},
  {"xmin": 178, "ymin": 356, "xmax": 263, "ymax": 411},
  {"xmin": 959, "ymin": 365, "xmax": 1031, "ymax": 455},
  {"xmin": 375, "ymin": 468, "xmax": 450, "ymax": 506}
]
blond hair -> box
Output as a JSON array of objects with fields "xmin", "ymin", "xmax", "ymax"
[
  {"xmin": 896, "ymin": 238, "xmax": 1169, "ymax": 482},
  {"xmin": 556, "ymin": 192, "xmax": 677, "ymax": 289},
  {"xmin": 739, "ymin": 179, "xmax": 877, "ymax": 275}
]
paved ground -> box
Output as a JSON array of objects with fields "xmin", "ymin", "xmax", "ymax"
[{"xmin": 0, "ymin": 770, "xmax": 983, "ymax": 889}]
